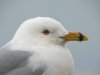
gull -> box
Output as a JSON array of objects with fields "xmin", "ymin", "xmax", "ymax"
[{"xmin": 0, "ymin": 17, "xmax": 88, "ymax": 75}]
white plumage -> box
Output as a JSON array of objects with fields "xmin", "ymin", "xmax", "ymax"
[{"xmin": 0, "ymin": 17, "xmax": 88, "ymax": 75}]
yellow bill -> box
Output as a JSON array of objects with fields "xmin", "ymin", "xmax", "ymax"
[{"xmin": 60, "ymin": 32, "xmax": 88, "ymax": 42}]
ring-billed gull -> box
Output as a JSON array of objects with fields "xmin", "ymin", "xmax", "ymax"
[{"xmin": 0, "ymin": 17, "xmax": 88, "ymax": 75}]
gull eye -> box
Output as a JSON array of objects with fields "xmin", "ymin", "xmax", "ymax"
[{"xmin": 42, "ymin": 29, "xmax": 50, "ymax": 35}]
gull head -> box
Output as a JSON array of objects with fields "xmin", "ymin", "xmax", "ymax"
[{"xmin": 13, "ymin": 17, "xmax": 88, "ymax": 46}]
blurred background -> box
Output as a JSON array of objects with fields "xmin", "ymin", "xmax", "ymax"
[{"xmin": 0, "ymin": 0, "xmax": 100, "ymax": 75}]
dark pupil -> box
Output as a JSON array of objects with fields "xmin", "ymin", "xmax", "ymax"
[{"xmin": 43, "ymin": 30, "xmax": 50, "ymax": 35}]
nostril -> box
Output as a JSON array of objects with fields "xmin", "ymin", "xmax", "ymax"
[{"xmin": 72, "ymin": 34, "xmax": 75, "ymax": 35}]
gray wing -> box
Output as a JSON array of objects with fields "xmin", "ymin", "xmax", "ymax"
[
  {"xmin": 7, "ymin": 66, "xmax": 45, "ymax": 75},
  {"xmin": 0, "ymin": 45, "xmax": 46, "ymax": 75}
]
